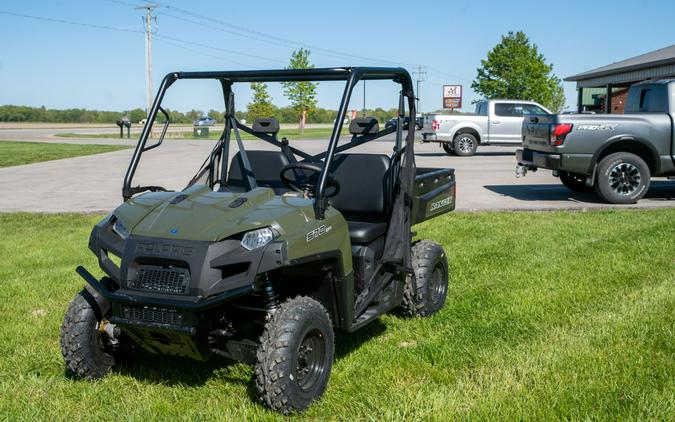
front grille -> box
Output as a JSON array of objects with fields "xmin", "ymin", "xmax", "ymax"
[
  {"xmin": 123, "ymin": 305, "xmax": 182, "ymax": 326},
  {"xmin": 129, "ymin": 265, "xmax": 190, "ymax": 294}
]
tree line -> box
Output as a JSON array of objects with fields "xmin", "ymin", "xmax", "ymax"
[{"xmin": 0, "ymin": 104, "xmax": 398, "ymax": 125}]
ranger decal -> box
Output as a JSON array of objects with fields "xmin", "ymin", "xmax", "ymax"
[{"xmin": 430, "ymin": 196, "xmax": 454, "ymax": 212}]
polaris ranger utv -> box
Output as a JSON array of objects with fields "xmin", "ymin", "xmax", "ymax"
[{"xmin": 61, "ymin": 67, "xmax": 456, "ymax": 413}]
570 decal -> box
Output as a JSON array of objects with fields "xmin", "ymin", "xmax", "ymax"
[{"xmin": 306, "ymin": 225, "xmax": 332, "ymax": 242}]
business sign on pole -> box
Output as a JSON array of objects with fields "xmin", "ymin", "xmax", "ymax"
[{"xmin": 443, "ymin": 85, "xmax": 462, "ymax": 109}]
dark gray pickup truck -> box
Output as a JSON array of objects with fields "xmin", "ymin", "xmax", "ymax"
[{"xmin": 516, "ymin": 80, "xmax": 675, "ymax": 203}]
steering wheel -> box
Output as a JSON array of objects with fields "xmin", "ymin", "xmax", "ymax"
[{"xmin": 280, "ymin": 162, "xmax": 340, "ymax": 198}]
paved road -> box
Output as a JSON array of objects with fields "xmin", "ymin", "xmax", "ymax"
[{"xmin": 0, "ymin": 129, "xmax": 673, "ymax": 213}]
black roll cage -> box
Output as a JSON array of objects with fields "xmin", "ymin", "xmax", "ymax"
[{"xmin": 123, "ymin": 67, "xmax": 416, "ymax": 219}]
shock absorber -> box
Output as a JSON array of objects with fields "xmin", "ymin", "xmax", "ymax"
[{"xmin": 258, "ymin": 273, "xmax": 279, "ymax": 311}]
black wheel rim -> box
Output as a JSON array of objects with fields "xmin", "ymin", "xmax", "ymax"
[
  {"xmin": 457, "ymin": 137, "xmax": 474, "ymax": 153},
  {"xmin": 608, "ymin": 163, "xmax": 641, "ymax": 195},
  {"xmin": 294, "ymin": 328, "xmax": 327, "ymax": 392},
  {"xmin": 429, "ymin": 266, "xmax": 446, "ymax": 308}
]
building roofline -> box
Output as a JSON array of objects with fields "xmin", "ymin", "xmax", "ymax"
[{"xmin": 565, "ymin": 45, "xmax": 675, "ymax": 82}]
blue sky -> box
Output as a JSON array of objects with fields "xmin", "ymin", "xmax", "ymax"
[{"xmin": 1, "ymin": 0, "xmax": 674, "ymax": 114}]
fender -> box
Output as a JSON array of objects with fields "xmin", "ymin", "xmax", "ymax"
[
  {"xmin": 286, "ymin": 249, "xmax": 352, "ymax": 331},
  {"xmin": 80, "ymin": 281, "xmax": 113, "ymax": 322},
  {"xmin": 591, "ymin": 134, "xmax": 661, "ymax": 174},
  {"xmin": 447, "ymin": 121, "xmax": 483, "ymax": 143}
]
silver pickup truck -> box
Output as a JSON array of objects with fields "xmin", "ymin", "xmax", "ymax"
[
  {"xmin": 517, "ymin": 80, "xmax": 675, "ymax": 204},
  {"xmin": 421, "ymin": 99, "xmax": 551, "ymax": 156}
]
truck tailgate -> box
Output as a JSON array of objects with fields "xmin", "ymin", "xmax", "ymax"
[{"xmin": 522, "ymin": 114, "xmax": 557, "ymax": 153}]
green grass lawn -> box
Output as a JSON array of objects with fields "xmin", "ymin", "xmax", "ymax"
[
  {"xmin": 0, "ymin": 210, "xmax": 673, "ymax": 420},
  {"xmin": 55, "ymin": 127, "xmax": 336, "ymax": 141},
  {"xmin": 0, "ymin": 141, "xmax": 129, "ymax": 168}
]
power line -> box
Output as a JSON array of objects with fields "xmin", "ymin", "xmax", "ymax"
[
  {"xmin": 101, "ymin": 0, "xmax": 143, "ymax": 7},
  {"xmin": 0, "ymin": 9, "xmax": 142, "ymax": 34},
  {"xmin": 154, "ymin": 38, "xmax": 252, "ymax": 67},
  {"xmin": 0, "ymin": 9, "xmax": 281, "ymax": 66},
  {"xmin": 2, "ymin": 5, "xmax": 472, "ymax": 109},
  {"xmin": 427, "ymin": 66, "xmax": 473, "ymax": 83},
  {"xmin": 156, "ymin": 10, "xmax": 298, "ymax": 52},
  {"xmin": 155, "ymin": 34, "xmax": 286, "ymax": 65},
  {"xmin": 158, "ymin": 2, "xmax": 416, "ymax": 67}
]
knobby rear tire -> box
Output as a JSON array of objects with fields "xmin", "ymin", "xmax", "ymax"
[{"xmin": 401, "ymin": 240, "xmax": 449, "ymax": 317}]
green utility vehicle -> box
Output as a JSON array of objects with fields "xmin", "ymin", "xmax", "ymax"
[{"xmin": 61, "ymin": 67, "xmax": 456, "ymax": 413}]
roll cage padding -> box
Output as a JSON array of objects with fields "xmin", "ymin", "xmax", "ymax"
[
  {"xmin": 252, "ymin": 117, "xmax": 280, "ymax": 134},
  {"xmin": 349, "ymin": 117, "xmax": 379, "ymax": 135}
]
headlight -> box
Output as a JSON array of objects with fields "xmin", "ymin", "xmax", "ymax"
[
  {"xmin": 110, "ymin": 215, "xmax": 129, "ymax": 240},
  {"xmin": 240, "ymin": 227, "xmax": 277, "ymax": 251}
]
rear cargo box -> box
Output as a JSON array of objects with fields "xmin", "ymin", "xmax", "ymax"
[{"xmin": 411, "ymin": 167, "xmax": 456, "ymax": 224}]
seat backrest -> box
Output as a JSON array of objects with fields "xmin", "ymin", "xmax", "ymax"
[
  {"xmin": 227, "ymin": 150, "xmax": 290, "ymax": 194},
  {"xmin": 329, "ymin": 153, "xmax": 390, "ymax": 221}
]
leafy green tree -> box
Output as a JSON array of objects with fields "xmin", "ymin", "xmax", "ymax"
[
  {"xmin": 127, "ymin": 108, "xmax": 146, "ymax": 123},
  {"xmin": 186, "ymin": 109, "xmax": 203, "ymax": 123},
  {"xmin": 246, "ymin": 82, "xmax": 275, "ymax": 122},
  {"xmin": 472, "ymin": 31, "xmax": 565, "ymax": 112},
  {"xmin": 282, "ymin": 48, "xmax": 318, "ymax": 134},
  {"xmin": 207, "ymin": 109, "xmax": 223, "ymax": 123}
]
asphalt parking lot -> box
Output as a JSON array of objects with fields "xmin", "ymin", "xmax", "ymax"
[{"xmin": 0, "ymin": 127, "xmax": 673, "ymax": 212}]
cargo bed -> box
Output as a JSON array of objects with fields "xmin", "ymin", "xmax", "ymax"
[{"xmin": 411, "ymin": 167, "xmax": 456, "ymax": 224}]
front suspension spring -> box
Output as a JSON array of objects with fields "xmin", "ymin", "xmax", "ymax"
[{"xmin": 259, "ymin": 273, "xmax": 279, "ymax": 310}]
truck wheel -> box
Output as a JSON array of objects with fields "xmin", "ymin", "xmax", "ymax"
[
  {"xmin": 60, "ymin": 287, "xmax": 116, "ymax": 379},
  {"xmin": 254, "ymin": 296, "xmax": 334, "ymax": 414},
  {"xmin": 595, "ymin": 152, "xmax": 650, "ymax": 204},
  {"xmin": 401, "ymin": 240, "xmax": 449, "ymax": 317},
  {"xmin": 559, "ymin": 171, "xmax": 594, "ymax": 193},
  {"xmin": 442, "ymin": 143, "xmax": 454, "ymax": 155},
  {"xmin": 453, "ymin": 133, "xmax": 478, "ymax": 156}
]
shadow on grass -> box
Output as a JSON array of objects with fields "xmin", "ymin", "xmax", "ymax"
[
  {"xmin": 484, "ymin": 180, "xmax": 675, "ymax": 204},
  {"xmin": 111, "ymin": 353, "xmax": 240, "ymax": 387},
  {"xmin": 66, "ymin": 317, "xmax": 389, "ymax": 404},
  {"xmin": 335, "ymin": 319, "xmax": 387, "ymax": 359}
]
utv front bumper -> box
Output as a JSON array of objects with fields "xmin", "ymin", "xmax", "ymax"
[
  {"xmin": 81, "ymin": 224, "xmax": 289, "ymax": 360},
  {"xmin": 76, "ymin": 266, "xmax": 252, "ymax": 314}
]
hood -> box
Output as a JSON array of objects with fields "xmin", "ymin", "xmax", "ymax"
[{"xmin": 112, "ymin": 185, "xmax": 315, "ymax": 242}]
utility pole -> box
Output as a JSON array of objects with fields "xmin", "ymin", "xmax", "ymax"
[
  {"xmin": 136, "ymin": 3, "xmax": 158, "ymax": 117},
  {"xmin": 412, "ymin": 65, "xmax": 427, "ymax": 112}
]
